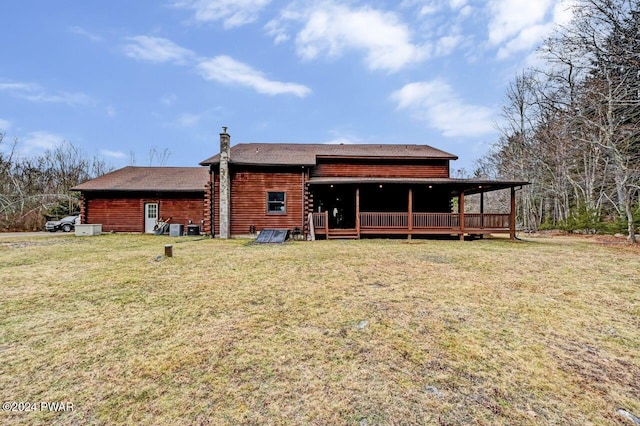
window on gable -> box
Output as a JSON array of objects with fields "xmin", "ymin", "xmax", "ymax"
[{"xmin": 267, "ymin": 191, "xmax": 286, "ymax": 214}]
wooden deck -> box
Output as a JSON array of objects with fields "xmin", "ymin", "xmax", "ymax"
[{"xmin": 312, "ymin": 212, "xmax": 514, "ymax": 239}]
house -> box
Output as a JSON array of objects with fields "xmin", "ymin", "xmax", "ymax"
[{"xmin": 73, "ymin": 129, "xmax": 528, "ymax": 239}]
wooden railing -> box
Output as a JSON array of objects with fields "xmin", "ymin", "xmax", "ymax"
[
  {"xmin": 362, "ymin": 212, "xmax": 511, "ymax": 230},
  {"xmin": 463, "ymin": 213, "xmax": 510, "ymax": 229},
  {"xmin": 312, "ymin": 212, "xmax": 325, "ymax": 229},
  {"xmin": 314, "ymin": 211, "xmax": 511, "ymax": 233},
  {"xmin": 412, "ymin": 213, "xmax": 460, "ymax": 228},
  {"xmin": 360, "ymin": 212, "xmax": 408, "ymax": 228}
]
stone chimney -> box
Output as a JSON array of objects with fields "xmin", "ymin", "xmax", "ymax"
[{"xmin": 219, "ymin": 127, "xmax": 231, "ymax": 239}]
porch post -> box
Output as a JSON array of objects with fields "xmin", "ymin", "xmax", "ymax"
[
  {"xmin": 510, "ymin": 186, "xmax": 516, "ymax": 240},
  {"xmin": 407, "ymin": 187, "xmax": 413, "ymax": 239},
  {"xmin": 356, "ymin": 186, "xmax": 361, "ymax": 239},
  {"xmin": 459, "ymin": 191, "xmax": 465, "ymax": 241},
  {"xmin": 325, "ymin": 210, "xmax": 329, "ymax": 236},
  {"xmin": 480, "ymin": 191, "xmax": 484, "ymax": 228}
]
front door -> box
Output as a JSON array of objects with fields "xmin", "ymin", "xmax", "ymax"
[{"xmin": 144, "ymin": 203, "xmax": 158, "ymax": 233}]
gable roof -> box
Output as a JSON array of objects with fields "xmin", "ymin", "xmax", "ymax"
[
  {"xmin": 199, "ymin": 143, "xmax": 458, "ymax": 166},
  {"xmin": 71, "ymin": 166, "xmax": 209, "ymax": 192}
]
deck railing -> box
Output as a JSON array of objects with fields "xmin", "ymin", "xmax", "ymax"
[
  {"xmin": 313, "ymin": 212, "xmax": 511, "ymax": 233},
  {"xmin": 361, "ymin": 212, "xmax": 511, "ymax": 230},
  {"xmin": 463, "ymin": 213, "xmax": 510, "ymax": 229},
  {"xmin": 360, "ymin": 212, "xmax": 408, "ymax": 228},
  {"xmin": 312, "ymin": 212, "xmax": 325, "ymax": 229},
  {"xmin": 412, "ymin": 213, "xmax": 460, "ymax": 228}
]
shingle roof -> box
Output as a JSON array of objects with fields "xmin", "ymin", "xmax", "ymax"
[
  {"xmin": 71, "ymin": 166, "xmax": 209, "ymax": 192},
  {"xmin": 199, "ymin": 143, "xmax": 458, "ymax": 166}
]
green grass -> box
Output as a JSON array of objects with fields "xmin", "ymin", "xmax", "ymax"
[{"xmin": 0, "ymin": 234, "xmax": 638, "ymax": 425}]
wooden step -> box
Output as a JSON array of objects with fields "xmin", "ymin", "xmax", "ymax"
[{"xmin": 327, "ymin": 229, "xmax": 359, "ymax": 239}]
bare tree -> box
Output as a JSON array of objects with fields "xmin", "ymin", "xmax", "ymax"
[
  {"xmin": 0, "ymin": 134, "xmax": 112, "ymax": 231},
  {"xmin": 483, "ymin": 0, "xmax": 639, "ymax": 240}
]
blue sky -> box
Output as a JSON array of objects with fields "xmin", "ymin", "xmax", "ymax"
[{"xmin": 1, "ymin": 0, "xmax": 574, "ymax": 172}]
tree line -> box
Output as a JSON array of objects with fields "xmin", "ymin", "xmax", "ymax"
[
  {"xmin": 0, "ymin": 133, "xmax": 110, "ymax": 231},
  {"xmin": 480, "ymin": 0, "xmax": 640, "ymax": 242}
]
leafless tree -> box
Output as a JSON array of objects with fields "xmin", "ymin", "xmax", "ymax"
[
  {"xmin": 0, "ymin": 133, "xmax": 112, "ymax": 231},
  {"xmin": 482, "ymin": 0, "xmax": 639, "ymax": 241}
]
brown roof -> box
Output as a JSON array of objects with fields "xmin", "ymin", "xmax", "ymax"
[
  {"xmin": 200, "ymin": 143, "xmax": 458, "ymax": 166},
  {"xmin": 71, "ymin": 166, "xmax": 209, "ymax": 192}
]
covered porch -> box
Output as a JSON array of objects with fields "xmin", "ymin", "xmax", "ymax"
[{"xmin": 307, "ymin": 178, "xmax": 527, "ymax": 240}]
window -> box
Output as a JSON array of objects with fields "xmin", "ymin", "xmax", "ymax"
[
  {"xmin": 267, "ymin": 191, "xmax": 286, "ymax": 214},
  {"xmin": 146, "ymin": 203, "xmax": 157, "ymax": 219}
]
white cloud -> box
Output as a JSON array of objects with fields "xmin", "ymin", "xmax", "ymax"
[
  {"xmin": 450, "ymin": 0, "xmax": 468, "ymax": 9},
  {"xmin": 324, "ymin": 130, "xmax": 363, "ymax": 145},
  {"xmin": 488, "ymin": 0, "xmax": 553, "ymax": 45},
  {"xmin": 0, "ymin": 118, "xmax": 11, "ymax": 131},
  {"xmin": 68, "ymin": 26, "xmax": 103, "ymax": 42},
  {"xmin": 0, "ymin": 82, "xmax": 36, "ymax": 91},
  {"xmin": 123, "ymin": 36, "xmax": 195, "ymax": 65},
  {"xmin": 0, "ymin": 81, "xmax": 94, "ymax": 107},
  {"xmin": 391, "ymin": 80, "xmax": 495, "ymax": 138},
  {"xmin": 121, "ymin": 35, "xmax": 308, "ymax": 97},
  {"xmin": 161, "ymin": 94, "xmax": 177, "ymax": 106},
  {"xmin": 99, "ymin": 149, "xmax": 126, "ymax": 159},
  {"xmin": 487, "ymin": 0, "xmax": 573, "ymax": 58},
  {"xmin": 173, "ymin": 0, "xmax": 271, "ymax": 28},
  {"xmin": 198, "ymin": 55, "xmax": 311, "ymax": 97},
  {"xmin": 176, "ymin": 112, "xmax": 204, "ymax": 127},
  {"xmin": 267, "ymin": 1, "xmax": 429, "ymax": 73},
  {"xmin": 435, "ymin": 35, "xmax": 463, "ymax": 56},
  {"xmin": 105, "ymin": 106, "xmax": 117, "ymax": 117},
  {"xmin": 25, "ymin": 91, "xmax": 95, "ymax": 106},
  {"xmin": 496, "ymin": 23, "xmax": 551, "ymax": 60},
  {"xmin": 19, "ymin": 131, "xmax": 66, "ymax": 155}
]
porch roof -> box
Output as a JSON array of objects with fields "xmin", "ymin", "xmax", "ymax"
[{"xmin": 306, "ymin": 177, "xmax": 529, "ymax": 194}]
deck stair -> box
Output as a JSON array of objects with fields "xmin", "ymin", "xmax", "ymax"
[{"xmin": 327, "ymin": 228, "xmax": 359, "ymax": 239}]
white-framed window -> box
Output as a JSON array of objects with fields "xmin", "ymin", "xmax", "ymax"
[{"xmin": 267, "ymin": 191, "xmax": 286, "ymax": 214}]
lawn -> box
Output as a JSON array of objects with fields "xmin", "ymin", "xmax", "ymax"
[{"xmin": 0, "ymin": 233, "xmax": 638, "ymax": 425}]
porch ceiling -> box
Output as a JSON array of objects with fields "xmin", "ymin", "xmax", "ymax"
[{"xmin": 306, "ymin": 177, "xmax": 528, "ymax": 194}]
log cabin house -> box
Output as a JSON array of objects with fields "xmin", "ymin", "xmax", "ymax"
[{"xmin": 73, "ymin": 129, "xmax": 528, "ymax": 239}]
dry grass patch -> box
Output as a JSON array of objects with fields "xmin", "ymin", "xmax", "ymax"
[{"xmin": 0, "ymin": 234, "xmax": 638, "ymax": 425}]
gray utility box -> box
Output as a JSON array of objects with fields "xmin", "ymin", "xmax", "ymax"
[
  {"xmin": 75, "ymin": 224, "xmax": 102, "ymax": 236},
  {"xmin": 169, "ymin": 224, "xmax": 184, "ymax": 237}
]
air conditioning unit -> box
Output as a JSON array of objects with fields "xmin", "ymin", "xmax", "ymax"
[{"xmin": 169, "ymin": 224, "xmax": 184, "ymax": 237}]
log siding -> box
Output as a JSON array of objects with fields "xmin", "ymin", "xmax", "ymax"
[
  {"xmin": 84, "ymin": 192, "xmax": 205, "ymax": 233},
  {"xmin": 311, "ymin": 159, "xmax": 449, "ymax": 179},
  {"xmin": 211, "ymin": 166, "xmax": 305, "ymax": 235}
]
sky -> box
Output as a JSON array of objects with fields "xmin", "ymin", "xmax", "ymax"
[{"xmin": 0, "ymin": 0, "xmax": 575, "ymax": 173}]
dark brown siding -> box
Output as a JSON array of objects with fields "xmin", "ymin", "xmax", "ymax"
[
  {"xmin": 311, "ymin": 159, "xmax": 449, "ymax": 178},
  {"xmin": 85, "ymin": 192, "xmax": 205, "ymax": 233},
  {"xmin": 86, "ymin": 197, "xmax": 141, "ymax": 232},
  {"xmin": 212, "ymin": 166, "xmax": 305, "ymax": 235}
]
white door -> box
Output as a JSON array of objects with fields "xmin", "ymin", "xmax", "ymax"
[{"xmin": 144, "ymin": 203, "xmax": 158, "ymax": 233}]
